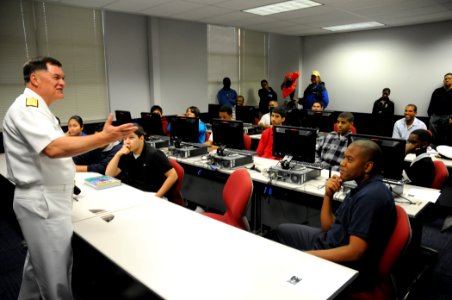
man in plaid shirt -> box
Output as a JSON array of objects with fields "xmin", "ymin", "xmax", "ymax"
[{"xmin": 316, "ymin": 112, "xmax": 354, "ymax": 171}]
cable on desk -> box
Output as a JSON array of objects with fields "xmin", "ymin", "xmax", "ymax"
[
  {"xmin": 208, "ymin": 164, "xmax": 218, "ymax": 171},
  {"xmin": 391, "ymin": 189, "xmax": 416, "ymax": 205},
  {"xmin": 384, "ymin": 182, "xmax": 416, "ymax": 204},
  {"xmin": 245, "ymin": 164, "xmax": 257, "ymax": 171}
]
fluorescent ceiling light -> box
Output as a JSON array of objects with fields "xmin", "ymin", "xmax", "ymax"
[
  {"xmin": 243, "ymin": 0, "xmax": 322, "ymax": 16},
  {"xmin": 323, "ymin": 22, "xmax": 385, "ymax": 31}
]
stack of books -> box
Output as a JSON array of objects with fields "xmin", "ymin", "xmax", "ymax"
[{"xmin": 84, "ymin": 175, "xmax": 121, "ymax": 190}]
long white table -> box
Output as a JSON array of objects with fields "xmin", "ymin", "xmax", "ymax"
[
  {"xmin": 405, "ymin": 152, "xmax": 452, "ymax": 169},
  {"xmin": 72, "ymin": 172, "xmax": 152, "ymax": 222},
  {"xmin": 171, "ymin": 154, "xmax": 439, "ymax": 218},
  {"xmin": 73, "ymin": 194, "xmax": 358, "ymax": 300}
]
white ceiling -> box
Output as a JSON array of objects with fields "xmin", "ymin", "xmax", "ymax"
[{"xmin": 40, "ymin": 0, "xmax": 452, "ymax": 36}]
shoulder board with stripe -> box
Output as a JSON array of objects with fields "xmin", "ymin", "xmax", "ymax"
[{"xmin": 26, "ymin": 97, "xmax": 39, "ymax": 108}]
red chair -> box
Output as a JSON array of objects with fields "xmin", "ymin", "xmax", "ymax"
[
  {"xmin": 243, "ymin": 134, "xmax": 252, "ymax": 150},
  {"xmin": 168, "ymin": 159, "xmax": 185, "ymax": 206},
  {"xmin": 334, "ymin": 123, "xmax": 357, "ymax": 134},
  {"xmin": 202, "ymin": 168, "xmax": 253, "ymax": 230},
  {"xmin": 349, "ymin": 205, "xmax": 411, "ymax": 300},
  {"xmin": 432, "ymin": 160, "xmax": 448, "ymax": 189}
]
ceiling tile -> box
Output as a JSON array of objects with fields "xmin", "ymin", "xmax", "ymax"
[
  {"xmin": 60, "ymin": 0, "xmax": 116, "ymax": 8},
  {"xmin": 141, "ymin": 1, "xmax": 203, "ymax": 17},
  {"xmin": 104, "ymin": 0, "xmax": 169, "ymax": 13},
  {"xmin": 171, "ymin": 5, "xmax": 234, "ymax": 22},
  {"xmin": 37, "ymin": 0, "xmax": 452, "ymax": 36}
]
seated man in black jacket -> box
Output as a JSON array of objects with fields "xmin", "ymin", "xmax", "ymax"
[
  {"xmin": 73, "ymin": 124, "xmax": 122, "ymax": 174},
  {"xmin": 404, "ymin": 129, "xmax": 435, "ymax": 188}
]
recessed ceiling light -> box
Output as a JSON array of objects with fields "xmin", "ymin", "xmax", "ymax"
[
  {"xmin": 243, "ymin": 0, "xmax": 322, "ymax": 16},
  {"xmin": 323, "ymin": 22, "xmax": 385, "ymax": 31}
]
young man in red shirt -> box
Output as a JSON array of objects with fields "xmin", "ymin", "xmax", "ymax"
[{"xmin": 256, "ymin": 106, "xmax": 286, "ymax": 159}]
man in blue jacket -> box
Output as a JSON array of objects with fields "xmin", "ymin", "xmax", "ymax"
[
  {"xmin": 217, "ymin": 77, "xmax": 237, "ymax": 107},
  {"xmin": 302, "ymin": 70, "xmax": 329, "ymax": 109}
]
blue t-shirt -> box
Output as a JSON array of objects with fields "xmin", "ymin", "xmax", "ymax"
[
  {"xmin": 217, "ymin": 88, "xmax": 237, "ymax": 107},
  {"xmin": 167, "ymin": 120, "xmax": 206, "ymax": 143}
]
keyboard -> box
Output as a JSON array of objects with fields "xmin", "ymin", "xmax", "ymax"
[
  {"xmin": 180, "ymin": 142, "xmax": 208, "ymax": 148},
  {"xmin": 293, "ymin": 161, "xmax": 324, "ymax": 170},
  {"xmin": 383, "ymin": 178, "xmax": 409, "ymax": 185},
  {"xmin": 148, "ymin": 135, "xmax": 169, "ymax": 141},
  {"xmin": 224, "ymin": 148, "xmax": 256, "ymax": 156}
]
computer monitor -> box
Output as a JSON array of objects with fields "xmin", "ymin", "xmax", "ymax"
[
  {"xmin": 284, "ymin": 108, "xmax": 303, "ymax": 127},
  {"xmin": 208, "ymin": 104, "xmax": 222, "ymax": 123},
  {"xmin": 211, "ymin": 118, "xmax": 244, "ymax": 150},
  {"xmin": 115, "ymin": 110, "xmax": 132, "ymax": 125},
  {"xmin": 350, "ymin": 134, "xmax": 406, "ymax": 181},
  {"xmin": 235, "ymin": 106, "xmax": 258, "ymax": 124},
  {"xmin": 302, "ymin": 110, "xmax": 335, "ymax": 133},
  {"xmin": 170, "ymin": 116, "xmax": 199, "ymax": 143},
  {"xmin": 272, "ymin": 125, "xmax": 318, "ymax": 163},
  {"xmin": 140, "ymin": 112, "xmax": 164, "ymax": 136}
]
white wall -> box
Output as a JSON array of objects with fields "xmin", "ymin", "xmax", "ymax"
[
  {"xmin": 268, "ymin": 33, "xmax": 302, "ymax": 102},
  {"xmin": 104, "ymin": 11, "xmax": 151, "ymax": 119},
  {"xmin": 104, "ymin": 13, "xmax": 300, "ymax": 117},
  {"xmin": 104, "ymin": 13, "xmax": 452, "ymax": 118},
  {"xmin": 149, "ymin": 18, "xmax": 208, "ymax": 115},
  {"xmin": 301, "ymin": 20, "xmax": 452, "ymax": 116}
]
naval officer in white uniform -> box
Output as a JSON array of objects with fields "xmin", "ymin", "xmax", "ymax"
[{"xmin": 2, "ymin": 57, "xmax": 136, "ymax": 299}]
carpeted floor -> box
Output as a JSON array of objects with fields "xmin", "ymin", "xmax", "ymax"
[
  {"xmin": 409, "ymin": 217, "xmax": 452, "ymax": 300},
  {"xmin": 0, "ymin": 219, "xmax": 26, "ymax": 300}
]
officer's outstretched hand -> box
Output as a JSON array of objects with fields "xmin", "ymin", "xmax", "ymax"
[{"xmin": 102, "ymin": 114, "xmax": 137, "ymax": 140}]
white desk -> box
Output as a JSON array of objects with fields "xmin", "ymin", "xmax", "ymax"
[
  {"xmin": 299, "ymin": 169, "xmax": 439, "ymax": 218},
  {"xmin": 74, "ymin": 198, "xmax": 358, "ymax": 300},
  {"xmin": 405, "ymin": 152, "xmax": 452, "ymax": 169},
  {"xmin": 72, "ymin": 172, "xmax": 153, "ymax": 222},
  {"xmin": 174, "ymin": 155, "xmax": 437, "ymax": 218}
]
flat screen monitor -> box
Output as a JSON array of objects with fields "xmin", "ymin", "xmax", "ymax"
[
  {"xmin": 211, "ymin": 118, "xmax": 244, "ymax": 150},
  {"xmin": 272, "ymin": 125, "xmax": 318, "ymax": 163},
  {"xmin": 140, "ymin": 112, "xmax": 164, "ymax": 136},
  {"xmin": 170, "ymin": 116, "xmax": 199, "ymax": 143},
  {"xmin": 284, "ymin": 108, "xmax": 303, "ymax": 127},
  {"xmin": 302, "ymin": 110, "xmax": 335, "ymax": 133},
  {"xmin": 115, "ymin": 110, "xmax": 132, "ymax": 125},
  {"xmin": 208, "ymin": 104, "xmax": 222, "ymax": 123},
  {"xmin": 350, "ymin": 134, "xmax": 406, "ymax": 181},
  {"xmin": 235, "ymin": 106, "xmax": 258, "ymax": 124}
]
